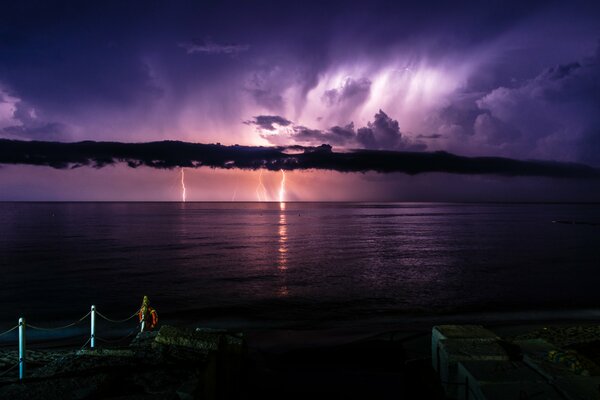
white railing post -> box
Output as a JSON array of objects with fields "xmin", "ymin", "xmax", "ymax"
[
  {"xmin": 140, "ymin": 314, "xmax": 145, "ymax": 333},
  {"xmin": 90, "ymin": 305, "xmax": 96, "ymax": 349},
  {"xmin": 18, "ymin": 317, "xmax": 25, "ymax": 381}
]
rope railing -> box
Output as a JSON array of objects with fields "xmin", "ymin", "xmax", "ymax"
[
  {"xmin": 0, "ymin": 325, "xmax": 18, "ymax": 338},
  {"xmin": 0, "ymin": 363, "xmax": 19, "ymax": 379},
  {"xmin": 79, "ymin": 338, "xmax": 91, "ymax": 351},
  {"xmin": 96, "ymin": 309, "xmax": 139, "ymax": 324},
  {"xmin": 26, "ymin": 311, "xmax": 91, "ymax": 332},
  {"xmin": 96, "ymin": 328, "xmax": 139, "ymax": 344},
  {"xmin": 2, "ymin": 304, "xmax": 145, "ymax": 382}
]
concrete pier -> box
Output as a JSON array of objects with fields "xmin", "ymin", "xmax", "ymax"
[{"xmin": 433, "ymin": 325, "xmax": 600, "ymax": 400}]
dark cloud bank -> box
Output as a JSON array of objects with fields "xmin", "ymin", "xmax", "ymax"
[
  {"xmin": 178, "ymin": 39, "xmax": 250, "ymax": 55},
  {"xmin": 0, "ymin": 139, "xmax": 598, "ymax": 179}
]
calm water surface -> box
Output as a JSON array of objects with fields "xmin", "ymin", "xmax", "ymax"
[{"xmin": 0, "ymin": 202, "xmax": 599, "ymax": 337}]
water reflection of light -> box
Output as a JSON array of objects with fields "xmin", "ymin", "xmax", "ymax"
[
  {"xmin": 278, "ymin": 202, "xmax": 287, "ymax": 271},
  {"xmin": 277, "ymin": 285, "xmax": 289, "ymax": 297},
  {"xmin": 277, "ymin": 202, "xmax": 289, "ymax": 296}
]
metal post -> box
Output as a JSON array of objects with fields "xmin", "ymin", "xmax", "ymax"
[
  {"xmin": 140, "ymin": 314, "xmax": 145, "ymax": 333},
  {"xmin": 18, "ymin": 317, "xmax": 25, "ymax": 381},
  {"xmin": 90, "ymin": 305, "xmax": 96, "ymax": 349}
]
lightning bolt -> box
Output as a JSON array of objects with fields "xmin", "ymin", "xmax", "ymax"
[
  {"xmin": 180, "ymin": 168, "xmax": 186, "ymax": 202},
  {"xmin": 278, "ymin": 170, "xmax": 286, "ymax": 204},
  {"xmin": 256, "ymin": 169, "xmax": 267, "ymax": 201}
]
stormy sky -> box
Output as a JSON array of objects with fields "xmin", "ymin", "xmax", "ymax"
[{"xmin": 1, "ymin": 0, "xmax": 599, "ymax": 201}]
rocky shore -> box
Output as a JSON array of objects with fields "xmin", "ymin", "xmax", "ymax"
[
  {"xmin": 511, "ymin": 324, "xmax": 600, "ymax": 348},
  {"xmin": 0, "ymin": 324, "xmax": 442, "ymax": 400},
  {"xmin": 0, "ymin": 326, "xmax": 245, "ymax": 400},
  {"xmin": 509, "ymin": 323, "xmax": 600, "ymax": 377},
  {"xmin": 2, "ymin": 322, "xmax": 600, "ymax": 399}
]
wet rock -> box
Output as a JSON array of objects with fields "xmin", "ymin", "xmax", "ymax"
[
  {"xmin": 0, "ymin": 373, "xmax": 111, "ymax": 400},
  {"xmin": 130, "ymin": 331, "xmax": 158, "ymax": 349},
  {"xmin": 176, "ymin": 377, "xmax": 200, "ymax": 400},
  {"xmin": 154, "ymin": 326, "xmax": 247, "ymax": 399},
  {"xmin": 513, "ymin": 325, "xmax": 600, "ymax": 347},
  {"xmin": 155, "ymin": 326, "xmax": 221, "ymax": 353},
  {"xmin": 0, "ymin": 350, "xmax": 68, "ymax": 370},
  {"xmin": 0, "ymin": 325, "xmax": 246, "ymax": 400}
]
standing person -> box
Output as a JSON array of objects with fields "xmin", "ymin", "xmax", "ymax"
[{"xmin": 138, "ymin": 296, "xmax": 158, "ymax": 331}]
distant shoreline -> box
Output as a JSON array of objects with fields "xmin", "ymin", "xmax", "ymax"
[{"xmin": 1, "ymin": 200, "xmax": 600, "ymax": 204}]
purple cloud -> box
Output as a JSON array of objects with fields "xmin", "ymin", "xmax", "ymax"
[
  {"xmin": 178, "ymin": 39, "xmax": 250, "ymax": 55},
  {"xmin": 417, "ymin": 134, "xmax": 443, "ymax": 139},
  {"xmin": 292, "ymin": 123, "xmax": 357, "ymax": 147},
  {"xmin": 245, "ymin": 115, "xmax": 292, "ymax": 130},
  {"xmin": 422, "ymin": 42, "xmax": 600, "ymax": 166},
  {"xmin": 475, "ymin": 44, "xmax": 600, "ymax": 164},
  {"xmin": 256, "ymin": 110, "xmax": 426, "ymax": 151},
  {"xmin": 322, "ymin": 77, "xmax": 371, "ymax": 105},
  {"xmin": 2, "ymin": 122, "xmax": 68, "ymax": 141},
  {"xmin": 0, "ymin": 97, "xmax": 69, "ymax": 141}
]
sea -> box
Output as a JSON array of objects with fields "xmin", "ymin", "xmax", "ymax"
[{"xmin": 0, "ymin": 202, "xmax": 599, "ymax": 344}]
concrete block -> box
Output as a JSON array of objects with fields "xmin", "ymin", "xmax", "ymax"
[
  {"xmin": 432, "ymin": 325, "xmax": 498, "ymax": 372},
  {"xmin": 457, "ymin": 361, "xmax": 549, "ymax": 399},
  {"xmin": 514, "ymin": 338, "xmax": 558, "ymax": 354},
  {"xmin": 516, "ymin": 338, "xmax": 571, "ymax": 382},
  {"xmin": 438, "ymin": 339, "xmax": 509, "ymax": 399},
  {"xmin": 476, "ymin": 381, "xmax": 563, "ymax": 400},
  {"xmin": 458, "ymin": 360, "xmax": 545, "ymax": 383},
  {"xmin": 553, "ymin": 376, "xmax": 600, "ymax": 400}
]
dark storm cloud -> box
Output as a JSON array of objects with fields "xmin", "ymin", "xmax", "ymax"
[
  {"xmin": 1, "ymin": 0, "xmax": 599, "ymax": 160},
  {"xmin": 434, "ymin": 93, "xmax": 483, "ymax": 137},
  {"xmin": 356, "ymin": 110, "xmax": 406, "ymax": 149},
  {"xmin": 1, "ymin": 139, "xmax": 598, "ymax": 179},
  {"xmin": 246, "ymin": 88, "xmax": 285, "ymax": 111},
  {"xmin": 474, "ymin": 44, "xmax": 600, "ymax": 163},
  {"xmin": 178, "ymin": 39, "xmax": 250, "ymax": 55},
  {"xmin": 245, "ymin": 115, "xmax": 292, "ymax": 130},
  {"xmin": 473, "ymin": 112, "xmax": 522, "ymax": 146},
  {"xmin": 425, "ymin": 41, "xmax": 600, "ymax": 166},
  {"xmin": 292, "ymin": 124, "xmax": 357, "ymax": 147},
  {"xmin": 1, "ymin": 123, "xmax": 68, "ymax": 141},
  {"xmin": 259, "ymin": 110, "xmax": 427, "ymax": 151},
  {"xmin": 243, "ymin": 58, "xmax": 329, "ymax": 113},
  {"xmin": 0, "ymin": 0, "xmax": 559, "ymax": 115},
  {"xmin": 322, "ymin": 77, "xmax": 371, "ymax": 105},
  {"xmin": 0, "ymin": 99, "xmax": 70, "ymax": 140},
  {"xmin": 0, "ymin": 25, "xmax": 163, "ymax": 114}
]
